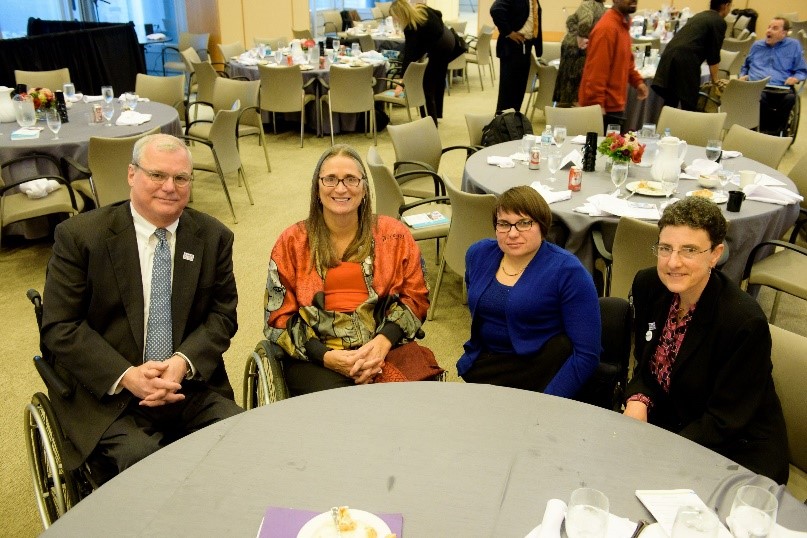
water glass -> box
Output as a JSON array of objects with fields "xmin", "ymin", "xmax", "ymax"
[
  {"xmin": 547, "ymin": 148, "xmax": 562, "ymax": 183},
  {"xmin": 638, "ymin": 134, "xmax": 659, "ymax": 166},
  {"xmin": 332, "ymin": 39, "xmax": 340, "ymax": 53},
  {"xmin": 101, "ymin": 102, "xmax": 115, "ymax": 126},
  {"xmin": 640, "ymin": 123, "xmax": 656, "ymax": 137},
  {"xmin": 634, "ymin": 50, "xmax": 645, "ymax": 69},
  {"xmin": 124, "ymin": 92, "xmax": 139, "ymax": 111},
  {"xmin": 274, "ymin": 50, "xmax": 283, "ymax": 64},
  {"xmin": 553, "ymin": 125, "xmax": 567, "ymax": 146},
  {"xmin": 520, "ymin": 134, "xmax": 536, "ymax": 156},
  {"xmin": 13, "ymin": 95, "xmax": 36, "ymax": 128},
  {"xmin": 351, "ymin": 43, "xmax": 361, "ymax": 57},
  {"xmin": 671, "ymin": 506, "xmax": 719, "ymax": 538},
  {"xmin": 63, "ymin": 82, "xmax": 76, "ymax": 101},
  {"xmin": 728, "ymin": 486, "xmax": 777, "ymax": 538},
  {"xmin": 611, "ymin": 162, "xmax": 629, "ymax": 196},
  {"xmin": 717, "ymin": 167, "xmax": 732, "ymax": 196},
  {"xmin": 607, "ymin": 123, "xmax": 621, "ymax": 136},
  {"xmin": 101, "ymin": 85, "xmax": 114, "ymax": 103},
  {"xmin": 45, "ymin": 108, "xmax": 62, "ymax": 139},
  {"xmin": 705, "ymin": 139, "xmax": 722, "ymax": 162},
  {"xmin": 566, "ymin": 487, "xmax": 609, "ymax": 538},
  {"xmin": 661, "ymin": 168, "xmax": 679, "ymax": 198}
]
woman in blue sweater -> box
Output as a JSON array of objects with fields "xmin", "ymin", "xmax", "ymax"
[{"xmin": 457, "ymin": 186, "xmax": 601, "ymax": 398}]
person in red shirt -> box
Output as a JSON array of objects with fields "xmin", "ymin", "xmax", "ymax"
[{"xmin": 578, "ymin": 0, "xmax": 648, "ymax": 132}]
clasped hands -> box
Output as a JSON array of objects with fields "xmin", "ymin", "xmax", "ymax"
[
  {"xmin": 324, "ymin": 335, "xmax": 392, "ymax": 384},
  {"xmin": 121, "ymin": 355, "xmax": 188, "ymax": 407}
]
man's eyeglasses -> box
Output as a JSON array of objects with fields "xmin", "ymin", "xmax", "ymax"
[
  {"xmin": 133, "ymin": 163, "xmax": 192, "ymax": 187},
  {"xmin": 651, "ymin": 244, "xmax": 712, "ymax": 260},
  {"xmin": 319, "ymin": 175, "xmax": 364, "ymax": 188},
  {"xmin": 495, "ymin": 219, "xmax": 534, "ymax": 233}
]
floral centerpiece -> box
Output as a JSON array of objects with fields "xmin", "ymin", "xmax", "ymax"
[
  {"xmin": 26, "ymin": 87, "xmax": 57, "ymax": 110},
  {"xmin": 301, "ymin": 39, "xmax": 316, "ymax": 51},
  {"xmin": 597, "ymin": 131, "xmax": 645, "ymax": 164}
]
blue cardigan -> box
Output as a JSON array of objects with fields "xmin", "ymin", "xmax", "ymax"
[{"xmin": 457, "ymin": 239, "xmax": 601, "ymax": 397}]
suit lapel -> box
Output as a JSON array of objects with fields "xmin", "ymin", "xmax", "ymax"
[
  {"xmin": 106, "ymin": 203, "xmax": 146, "ymax": 359},
  {"xmin": 171, "ymin": 211, "xmax": 204, "ymax": 346},
  {"xmin": 671, "ymin": 274, "xmax": 721, "ymax": 375}
]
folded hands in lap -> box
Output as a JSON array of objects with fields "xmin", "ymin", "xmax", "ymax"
[
  {"xmin": 121, "ymin": 356, "xmax": 188, "ymax": 407},
  {"xmin": 324, "ymin": 334, "xmax": 392, "ymax": 384}
]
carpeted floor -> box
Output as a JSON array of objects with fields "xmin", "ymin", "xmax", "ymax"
[{"xmin": 1, "ymin": 65, "xmax": 804, "ymax": 536}]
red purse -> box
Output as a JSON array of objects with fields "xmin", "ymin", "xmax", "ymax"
[{"xmin": 375, "ymin": 342, "xmax": 444, "ymax": 383}]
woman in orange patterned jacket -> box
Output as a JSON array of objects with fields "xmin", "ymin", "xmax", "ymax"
[{"xmin": 264, "ymin": 145, "xmax": 430, "ymax": 395}]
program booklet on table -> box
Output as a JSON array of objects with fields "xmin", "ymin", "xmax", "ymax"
[{"xmin": 402, "ymin": 210, "xmax": 448, "ymax": 229}]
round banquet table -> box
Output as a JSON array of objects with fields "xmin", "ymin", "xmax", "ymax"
[
  {"xmin": 43, "ymin": 383, "xmax": 807, "ymax": 536},
  {"xmin": 0, "ymin": 100, "xmax": 181, "ymax": 187},
  {"xmin": 462, "ymin": 140, "xmax": 801, "ymax": 282}
]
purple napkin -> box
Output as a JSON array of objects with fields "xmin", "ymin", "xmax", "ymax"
[{"xmin": 258, "ymin": 506, "xmax": 403, "ymax": 537}]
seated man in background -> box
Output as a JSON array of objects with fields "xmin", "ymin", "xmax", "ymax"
[
  {"xmin": 739, "ymin": 17, "xmax": 807, "ymax": 135},
  {"xmin": 42, "ymin": 134, "xmax": 242, "ymax": 480}
]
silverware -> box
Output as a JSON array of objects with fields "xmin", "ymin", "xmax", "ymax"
[{"xmin": 630, "ymin": 519, "xmax": 649, "ymax": 538}]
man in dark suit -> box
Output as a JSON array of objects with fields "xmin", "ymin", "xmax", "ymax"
[
  {"xmin": 42, "ymin": 133, "xmax": 242, "ymax": 478},
  {"xmin": 491, "ymin": 0, "xmax": 542, "ymax": 114}
]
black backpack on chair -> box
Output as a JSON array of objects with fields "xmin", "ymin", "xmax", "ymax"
[{"xmin": 481, "ymin": 109, "xmax": 533, "ymax": 146}]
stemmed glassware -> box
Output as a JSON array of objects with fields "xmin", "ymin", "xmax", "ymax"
[
  {"xmin": 101, "ymin": 102, "xmax": 115, "ymax": 126},
  {"xmin": 611, "ymin": 162, "xmax": 629, "ymax": 197},
  {"xmin": 705, "ymin": 139, "xmax": 722, "ymax": 163},
  {"xmin": 717, "ymin": 167, "xmax": 733, "ymax": 197},
  {"xmin": 124, "ymin": 92, "xmax": 139, "ymax": 111},
  {"xmin": 101, "ymin": 85, "xmax": 114, "ymax": 104},
  {"xmin": 546, "ymin": 148, "xmax": 562, "ymax": 184},
  {"xmin": 727, "ymin": 486, "xmax": 777, "ymax": 538},
  {"xmin": 660, "ymin": 167, "xmax": 679, "ymax": 199},
  {"xmin": 553, "ymin": 125, "xmax": 567, "ymax": 146},
  {"xmin": 45, "ymin": 108, "xmax": 62, "ymax": 139},
  {"xmin": 566, "ymin": 488, "xmax": 609, "ymax": 538}
]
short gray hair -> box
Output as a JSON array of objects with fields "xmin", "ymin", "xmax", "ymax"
[{"xmin": 132, "ymin": 133, "xmax": 192, "ymax": 167}]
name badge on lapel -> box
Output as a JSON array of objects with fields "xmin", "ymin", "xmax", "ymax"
[
  {"xmin": 646, "ymin": 322, "xmax": 656, "ymax": 342},
  {"xmin": 182, "ymin": 252, "xmax": 194, "ymax": 262}
]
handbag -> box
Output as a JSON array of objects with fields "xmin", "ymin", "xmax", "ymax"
[
  {"xmin": 375, "ymin": 342, "xmax": 444, "ymax": 382},
  {"xmin": 448, "ymin": 26, "xmax": 468, "ymax": 62}
]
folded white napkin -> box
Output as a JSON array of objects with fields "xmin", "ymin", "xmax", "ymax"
[
  {"xmin": 487, "ymin": 156, "xmax": 515, "ymax": 168},
  {"xmin": 684, "ymin": 159, "xmax": 720, "ymax": 177},
  {"xmin": 146, "ymin": 32, "xmax": 167, "ymax": 40},
  {"xmin": 531, "ymin": 182, "xmax": 572, "ymax": 204},
  {"xmin": 359, "ymin": 51, "xmax": 386, "ymax": 65},
  {"xmin": 754, "ymin": 173, "xmax": 786, "ymax": 187},
  {"xmin": 18, "ymin": 178, "xmax": 62, "ymax": 199},
  {"xmin": 117, "ymin": 95, "xmax": 150, "ymax": 103},
  {"xmin": 67, "ymin": 93, "xmax": 83, "ymax": 103},
  {"xmin": 524, "ymin": 499, "xmax": 567, "ymax": 538},
  {"xmin": 570, "ymin": 134, "xmax": 587, "ymax": 144},
  {"xmin": 560, "ymin": 149, "xmax": 583, "ymax": 169},
  {"xmin": 721, "ymin": 150, "xmax": 742, "ymax": 159},
  {"xmin": 743, "ymin": 184, "xmax": 803, "ymax": 205},
  {"xmin": 83, "ymin": 95, "xmax": 104, "ymax": 103},
  {"xmin": 115, "ymin": 110, "xmax": 152, "ymax": 126},
  {"xmin": 236, "ymin": 56, "xmax": 259, "ymax": 65},
  {"xmin": 579, "ymin": 194, "xmax": 661, "ymax": 219}
]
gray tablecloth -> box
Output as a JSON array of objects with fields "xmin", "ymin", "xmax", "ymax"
[
  {"xmin": 43, "ymin": 383, "xmax": 807, "ymax": 536},
  {"xmin": 462, "ymin": 140, "xmax": 800, "ymax": 282}
]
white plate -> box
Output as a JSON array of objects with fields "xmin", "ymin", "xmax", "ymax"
[
  {"xmin": 626, "ymin": 180, "xmax": 667, "ymax": 197},
  {"xmin": 297, "ymin": 509, "xmax": 392, "ymax": 538},
  {"xmin": 686, "ymin": 190, "xmax": 728, "ymax": 203}
]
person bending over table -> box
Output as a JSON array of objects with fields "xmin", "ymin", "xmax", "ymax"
[
  {"xmin": 457, "ymin": 186, "xmax": 601, "ymax": 398},
  {"xmin": 553, "ymin": 0, "xmax": 607, "ymax": 108},
  {"xmin": 264, "ymin": 145, "xmax": 431, "ymax": 396},
  {"xmin": 42, "ymin": 134, "xmax": 242, "ymax": 480},
  {"xmin": 739, "ymin": 17, "xmax": 807, "ymax": 135},
  {"xmin": 624, "ymin": 197, "xmax": 789, "ymax": 484}
]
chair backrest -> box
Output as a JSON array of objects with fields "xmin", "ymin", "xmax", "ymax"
[
  {"xmin": 400, "ymin": 58, "xmax": 428, "ymax": 109},
  {"xmin": 789, "ymin": 19, "xmax": 807, "ymax": 34},
  {"xmin": 525, "ymin": 53, "xmax": 539, "ymax": 95},
  {"xmin": 178, "ymin": 32, "xmax": 210, "ymax": 61},
  {"xmin": 358, "ymin": 33, "xmax": 375, "ymax": 52},
  {"xmin": 218, "ymin": 41, "xmax": 245, "ymax": 61},
  {"xmin": 532, "ymin": 64, "xmax": 560, "ymax": 116},
  {"xmin": 786, "ymin": 151, "xmax": 807, "ymax": 212},
  {"xmin": 733, "ymin": 15, "xmax": 751, "ymax": 37},
  {"xmin": 326, "ymin": 64, "xmax": 375, "ymax": 113},
  {"xmin": 722, "ymin": 125, "xmax": 791, "ymax": 170},
  {"xmin": 472, "ymin": 31, "xmax": 492, "ymax": 64},
  {"xmin": 445, "ymin": 20, "xmax": 467, "ymax": 34},
  {"xmin": 388, "ymin": 116, "xmax": 443, "ymax": 174},
  {"xmin": 366, "ymin": 146, "xmax": 406, "ymax": 218},
  {"xmin": 88, "ymin": 127, "xmax": 160, "ymax": 207},
  {"xmin": 191, "ymin": 61, "xmax": 220, "ymax": 104},
  {"xmin": 135, "ymin": 74, "xmax": 185, "ymax": 109},
  {"xmin": 181, "ymin": 47, "xmax": 204, "ymax": 76},
  {"xmin": 717, "ymin": 49, "xmax": 740, "ymax": 77},
  {"xmin": 465, "ymin": 112, "xmax": 495, "ymax": 146},
  {"xmin": 212, "ymin": 77, "xmax": 262, "ymax": 128},
  {"xmin": 376, "ymin": 2, "xmax": 392, "ymax": 17},
  {"xmin": 718, "ymin": 76, "xmax": 769, "ymax": 131},
  {"xmin": 253, "ymin": 37, "xmax": 287, "ymax": 49},
  {"xmin": 545, "ymin": 104, "xmax": 603, "ymax": 136},
  {"xmin": 611, "ymin": 217, "xmax": 659, "ymax": 300},
  {"xmin": 14, "ymin": 68, "xmax": 71, "ymax": 90},
  {"xmin": 370, "ymin": 6, "xmax": 383, "ymax": 20},
  {"xmin": 540, "ymin": 42, "xmax": 561, "ymax": 63},
  {"xmin": 206, "ymin": 108, "xmax": 243, "ymax": 176},
  {"xmin": 293, "ymin": 28, "xmax": 314, "ymax": 40},
  {"xmin": 257, "ymin": 64, "xmax": 306, "ymax": 113},
  {"xmin": 319, "ymin": 9, "xmax": 343, "ymax": 34},
  {"xmin": 442, "ymin": 178, "xmax": 497, "ymax": 276},
  {"xmin": 769, "ymin": 324, "xmax": 807, "ymax": 474},
  {"xmin": 721, "ymin": 34, "xmax": 755, "ymax": 55},
  {"xmin": 657, "ymin": 106, "xmax": 726, "ymax": 146}
]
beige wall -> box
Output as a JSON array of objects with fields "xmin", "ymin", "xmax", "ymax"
[{"xmin": 218, "ymin": 0, "xmax": 309, "ymax": 50}]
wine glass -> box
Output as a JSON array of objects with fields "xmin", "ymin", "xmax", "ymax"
[
  {"xmin": 566, "ymin": 487, "xmax": 609, "ymax": 538},
  {"xmin": 547, "ymin": 148, "xmax": 562, "ymax": 183},
  {"xmin": 705, "ymin": 139, "xmax": 722, "ymax": 163},
  {"xmin": 45, "ymin": 108, "xmax": 62, "ymax": 139},
  {"xmin": 124, "ymin": 92, "xmax": 138, "ymax": 111},
  {"xmin": 728, "ymin": 486, "xmax": 777, "ymax": 538},
  {"xmin": 101, "ymin": 102, "xmax": 115, "ymax": 126},
  {"xmin": 717, "ymin": 167, "xmax": 732, "ymax": 197},
  {"xmin": 661, "ymin": 168, "xmax": 679, "ymax": 198},
  {"xmin": 553, "ymin": 125, "xmax": 567, "ymax": 146},
  {"xmin": 611, "ymin": 162, "xmax": 629, "ymax": 197},
  {"xmin": 671, "ymin": 506, "xmax": 719, "ymax": 538},
  {"xmin": 332, "ymin": 39, "xmax": 340, "ymax": 54},
  {"xmin": 101, "ymin": 85, "xmax": 114, "ymax": 104}
]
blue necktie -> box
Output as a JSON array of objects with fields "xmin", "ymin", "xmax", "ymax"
[{"xmin": 144, "ymin": 228, "xmax": 173, "ymax": 361}]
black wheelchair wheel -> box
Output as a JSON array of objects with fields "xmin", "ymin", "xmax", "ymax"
[{"xmin": 242, "ymin": 340, "xmax": 290, "ymax": 409}]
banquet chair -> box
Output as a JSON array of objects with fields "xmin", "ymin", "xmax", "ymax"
[
  {"xmin": 135, "ymin": 73, "xmax": 185, "ymax": 111},
  {"xmin": 732, "ymin": 15, "xmax": 751, "ymax": 38},
  {"xmin": 721, "ymin": 34, "xmax": 755, "ymax": 63},
  {"xmin": 292, "ymin": 28, "xmax": 314, "ymax": 41},
  {"xmin": 545, "ymin": 104, "xmax": 604, "ymax": 136},
  {"xmin": 464, "ymin": 29, "xmax": 494, "ymax": 89},
  {"xmin": 358, "ymin": 33, "xmax": 376, "ymax": 53},
  {"xmin": 592, "ymin": 216, "xmax": 659, "ymax": 299},
  {"xmin": 528, "ymin": 63, "xmax": 560, "ymax": 122},
  {"xmin": 427, "ymin": 178, "xmax": 496, "ymax": 320},
  {"xmin": 376, "ymin": 1, "xmax": 392, "ymax": 17},
  {"xmin": 374, "ymin": 58, "xmax": 428, "ymax": 123},
  {"xmin": 717, "ymin": 49, "xmax": 741, "ymax": 79},
  {"xmin": 61, "ymin": 127, "xmax": 160, "ymax": 208},
  {"xmin": 574, "ymin": 297, "xmax": 632, "ymax": 411},
  {"xmin": 0, "ymin": 154, "xmax": 84, "ymax": 247},
  {"xmin": 163, "ymin": 32, "xmax": 209, "ymax": 75},
  {"xmin": 789, "ymin": 19, "xmax": 807, "ymax": 35},
  {"xmin": 701, "ymin": 77, "xmax": 769, "ymax": 132},
  {"xmin": 656, "ymin": 106, "xmax": 726, "ymax": 147},
  {"xmin": 446, "ymin": 52, "xmax": 470, "ymax": 94},
  {"xmin": 257, "ymin": 64, "xmax": 317, "ymax": 147},
  {"xmin": 218, "ymin": 41, "xmax": 246, "ymax": 74},
  {"xmin": 769, "ymin": 325, "xmax": 807, "ymax": 485},
  {"xmin": 723, "ymin": 125, "xmax": 791, "ymax": 169},
  {"xmin": 540, "ymin": 42, "xmax": 562, "ymax": 63},
  {"xmin": 523, "ymin": 53, "xmax": 540, "ymax": 113},
  {"xmin": 320, "ymin": 64, "xmax": 377, "ymax": 146},
  {"xmin": 724, "ymin": 12, "xmax": 738, "ymax": 37},
  {"xmin": 445, "ymin": 20, "xmax": 467, "ymax": 35},
  {"xmin": 185, "ymin": 106, "xmax": 254, "ymax": 224},
  {"xmin": 190, "ymin": 60, "xmax": 228, "ymax": 106},
  {"xmin": 387, "ymin": 116, "xmax": 478, "ymax": 199},
  {"xmin": 253, "ymin": 37, "xmax": 287, "ymax": 49},
  {"xmin": 180, "ymin": 48, "xmax": 206, "ymax": 97},
  {"xmin": 465, "ymin": 112, "xmax": 495, "ymax": 147},
  {"xmin": 14, "ymin": 69, "xmax": 71, "ymax": 91},
  {"xmin": 742, "ymin": 223, "xmax": 807, "ymax": 323}
]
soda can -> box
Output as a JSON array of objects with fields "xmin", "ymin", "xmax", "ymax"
[
  {"xmin": 568, "ymin": 166, "xmax": 583, "ymax": 191},
  {"xmin": 528, "ymin": 145, "xmax": 541, "ymax": 170},
  {"xmin": 92, "ymin": 104, "xmax": 103, "ymax": 124},
  {"xmin": 286, "ymin": 54, "xmax": 293, "ymax": 66},
  {"xmin": 319, "ymin": 56, "xmax": 326, "ymax": 69}
]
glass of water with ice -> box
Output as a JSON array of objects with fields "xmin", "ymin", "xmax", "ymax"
[
  {"xmin": 566, "ymin": 488, "xmax": 609, "ymax": 538},
  {"xmin": 728, "ymin": 485, "xmax": 777, "ymax": 538}
]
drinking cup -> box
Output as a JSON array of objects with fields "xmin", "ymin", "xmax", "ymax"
[
  {"xmin": 607, "ymin": 123, "xmax": 621, "ymax": 136},
  {"xmin": 521, "ymin": 134, "xmax": 536, "ymax": 155},
  {"xmin": 351, "ymin": 43, "xmax": 361, "ymax": 56},
  {"xmin": 739, "ymin": 170, "xmax": 757, "ymax": 188},
  {"xmin": 63, "ymin": 82, "xmax": 76, "ymax": 101},
  {"xmin": 728, "ymin": 485, "xmax": 777, "ymax": 538},
  {"xmin": 641, "ymin": 123, "xmax": 656, "ymax": 137},
  {"xmin": 566, "ymin": 488, "xmax": 609, "ymax": 538},
  {"xmin": 727, "ymin": 190, "xmax": 746, "ymax": 212}
]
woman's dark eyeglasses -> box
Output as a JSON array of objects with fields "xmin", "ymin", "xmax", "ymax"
[
  {"xmin": 495, "ymin": 219, "xmax": 534, "ymax": 233},
  {"xmin": 319, "ymin": 175, "xmax": 364, "ymax": 188},
  {"xmin": 133, "ymin": 163, "xmax": 192, "ymax": 187},
  {"xmin": 651, "ymin": 244, "xmax": 711, "ymax": 259}
]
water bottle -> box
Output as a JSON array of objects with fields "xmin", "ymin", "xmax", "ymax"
[{"xmin": 541, "ymin": 125, "xmax": 553, "ymax": 148}]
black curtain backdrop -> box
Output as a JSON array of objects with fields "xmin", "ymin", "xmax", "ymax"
[{"xmin": 0, "ymin": 20, "xmax": 145, "ymax": 95}]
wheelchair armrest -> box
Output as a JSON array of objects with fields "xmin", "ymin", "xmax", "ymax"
[{"xmin": 34, "ymin": 356, "xmax": 74, "ymax": 400}]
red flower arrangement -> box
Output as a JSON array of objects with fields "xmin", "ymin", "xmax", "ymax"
[
  {"xmin": 597, "ymin": 131, "xmax": 645, "ymax": 164},
  {"xmin": 25, "ymin": 87, "xmax": 57, "ymax": 110}
]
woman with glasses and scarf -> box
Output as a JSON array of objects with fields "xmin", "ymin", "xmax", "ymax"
[
  {"xmin": 625, "ymin": 196, "xmax": 789, "ymax": 484},
  {"xmin": 457, "ymin": 186, "xmax": 601, "ymax": 398},
  {"xmin": 264, "ymin": 145, "xmax": 430, "ymax": 395}
]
